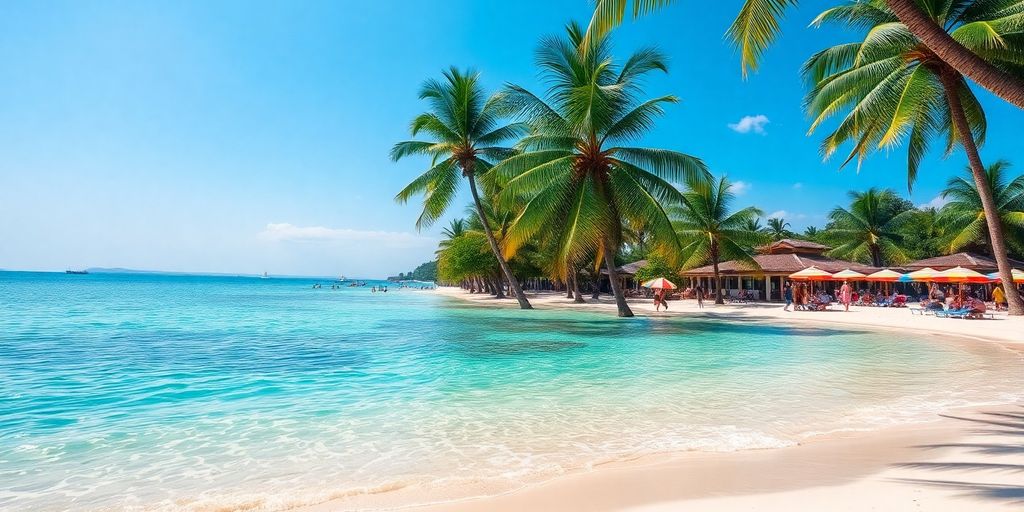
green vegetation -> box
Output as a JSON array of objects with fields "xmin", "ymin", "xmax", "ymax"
[
  {"xmin": 494, "ymin": 22, "xmax": 707, "ymax": 317},
  {"xmin": 671, "ymin": 176, "xmax": 767, "ymax": 304},
  {"xmin": 392, "ymin": 2, "xmax": 1024, "ymax": 316}
]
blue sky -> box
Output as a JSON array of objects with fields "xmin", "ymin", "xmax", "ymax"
[{"xmin": 1, "ymin": 0, "xmax": 1021, "ymax": 277}]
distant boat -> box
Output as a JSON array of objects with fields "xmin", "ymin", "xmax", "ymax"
[
  {"xmin": 260, "ymin": 272, "xmax": 269, "ymax": 279},
  {"xmin": 66, "ymin": 270, "xmax": 89, "ymax": 275},
  {"xmin": 338, "ymin": 275, "xmax": 347, "ymax": 282}
]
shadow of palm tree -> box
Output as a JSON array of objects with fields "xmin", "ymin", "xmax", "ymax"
[{"xmin": 890, "ymin": 408, "xmax": 1024, "ymax": 505}]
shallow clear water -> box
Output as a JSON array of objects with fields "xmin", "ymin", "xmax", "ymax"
[{"xmin": 1, "ymin": 271, "xmax": 1022, "ymax": 511}]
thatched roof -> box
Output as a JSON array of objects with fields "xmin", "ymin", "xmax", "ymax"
[
  {"xmin": 682, "ymin": 253, "xmax": 878, "ymax": 277},
  {"xmin": 758, "ymin": 238, "xmax": 831, "ymax": 255},
  {"xmin": 902, "ymin": 252, "xmax": 1023, "ymax": 272}
]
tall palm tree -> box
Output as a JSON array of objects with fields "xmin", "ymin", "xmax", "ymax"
[
  {"xmin": 939, "ymin": 160, "xmax": 1024, "ymax": 256},
  {"xmin": 822, "ymin": 189, "xmax": 916, "ymax": 267},
  {"xmin": 766, "ymin": 217, "xmax": 792, "ymax": 241},
  {"xmin": 493, "ymin": 22, "xmax": 708, "ymax": 317},
  {"xmin": 803, "ymin": 0, "xmax": 1024, "ymax": 314},
  {"xmin": 392, "ymin": 67, "xmax": 532, "ymax": 309},
  {"xmin": 584, "ymin": 0, "xmax": 1024, "ymax": 108},
  {"xmin": 673, "ymin": 176, "xmax": 767, "ymax": 304}
]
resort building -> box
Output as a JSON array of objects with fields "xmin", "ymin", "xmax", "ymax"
[{"xmin": 680, "ymin": 239, "xmax": 878, "ymax": 301}]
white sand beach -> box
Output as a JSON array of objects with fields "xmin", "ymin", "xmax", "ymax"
[{"xmin": 303, "ymin": 288, "xmax": 1024, "ymax": 512}]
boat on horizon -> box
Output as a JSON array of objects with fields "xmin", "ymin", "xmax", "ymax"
[
  {"xmin": 65, "ymin": 270, "xmax": 89, "ymax": 275},
  {"xmin": 260, "ymin": 272, "xmax": 269, "ymax": 279}
]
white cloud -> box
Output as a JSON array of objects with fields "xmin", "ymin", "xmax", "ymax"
[
  {"xmin": 258, "ymin": 223, "xmax": 436, "ymax": 248},
  {"xmin": 917, "ymin": 195, "xmax": 949, "ymax": 210},
  {"xmin": 765, "ymin": 211, "xmax": 808, "ymax": 221},
  {"xmin": 728, "ymin": 114, "xmax": 770, "ymax": 134},
  {"xmin": 792, "ymin": 182, "xmax": 803, "ymax": 189},
  {"xmin": 728, "ymin": 180, "xmax": 751, "ymax": 195}
]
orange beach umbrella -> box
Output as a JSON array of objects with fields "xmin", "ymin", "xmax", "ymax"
[
  {"xmin": 831, "ymin": 269, "xmax": 866, "ymax": 280},
  {"xmin": 642, "ymin": 278, "xmax": 677, "ymax": 290},
  {"xmin": 906, "ymin": 267, "xmax": 941, "ymax": 282},
  {"xmin": 931, "ymin": 266, "xmax": 991, "ymax": 284},
  {"xmin": 987, "ymin": 269, "xmax": 1024, "ymax": 283},
  {"xmin": 864, "ymin": 269, "xmax": 904, "ymax": 282},
  {"xmin": 789, "ymin": 266, "xmax": 834, "ymax": 281}
]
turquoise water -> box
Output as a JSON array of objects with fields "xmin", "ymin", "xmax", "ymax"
[{"xmin": 1, "ymin": 271, "xmax": 1022, "ymax": 511}]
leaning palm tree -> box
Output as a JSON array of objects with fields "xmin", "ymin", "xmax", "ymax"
[
  {"xmin": 939, "ymin": 160, "xmax": 1024, "ymax": 256},
  {"xmin": 584, "ymin": 0, "xmax": 1024, "ymax": 108},
  {"xmin": 766, "ymin": 217, "xmax": 792, "ymax": 241},
  {"xmin": 392, "ymin": 67, "xmax": 532, "ymax": 309},
  {"xmin": 493, "ymin": 22, "xmax": 708, "ymax": 317},
  {"xmin": 673, "ymin": 176, "xmax": 767, "ymax": 304},
  {"xmin": 803, "ymin": 0, "xmax": 1024, "ymax": 313},
  {"xmin": 822, "ymin": 189, "xmax": 916, "ymax": 267}
]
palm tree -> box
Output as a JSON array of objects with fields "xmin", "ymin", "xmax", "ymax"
[
  {"xmin": 939, "ymin": 160, "xmax": 1024, "ymax": 256},
  {"xmin": 766, "ymin": 217, "xmax": 792, "ymax": 241},
  {"xmin": 439, "ymin": 218, "xmax": 466, "ymax": 249},
  {"xmin": 822, "ymin": 189, "xmax": 916, "ymax": 267},
  {"xmin": 493, "ymin": 22, "xmax": 708, "ymax": 317},
  {"xmin": 804, "ymin": 0, "xmax": 1024, "ymax": 314},
  {"xmin": 673, "ymin": 176, "xmax": 767, "ymax": 304},
  {"xmin": 584, "ymin": 0, "xmax": 1024, "ymax": 108},
  {"xmin": 743, "ymin": 217, "xmax": 765, "ymax": 233},
  {"xmin": 392, "ymin": 67, "xmax": 532, "ymax": 309},
  {"xmin": 803, "ymin": 225, "xmax": 821, "ymax": 240}
]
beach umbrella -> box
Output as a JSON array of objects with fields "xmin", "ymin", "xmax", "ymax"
[
  {"xmin": 831, "ymin": 269, "xmax": 866, "ymax": 280},
  {"xmin": 986, "ymin": 269, "xmax": 1024, "ymax": 283},
  {"xmin": 864, "ymin": 269, "xmax": 904, "ymax": 282},
  {"xmin": 789, "ymin": 266, "xmax": 833, "ymax": 281},
  {"xmin": 906, "ymin": 267, "xmax": 940, "ymax": 282},
  {"xmin": 642, "ymin": 277, "xmax": 677, "ymax": 290},
  {"xmin": 932, "ymin": 266, "xmax": 993, "ymax": 284}
]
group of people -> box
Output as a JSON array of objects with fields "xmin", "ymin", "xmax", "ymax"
[
  {"xmin": 783, "ymin": 281, "xmax": 842, "ymax": 312},
  {"xmin": 919, "ymin": 283, "xmax": 995, "ymax": 315}
]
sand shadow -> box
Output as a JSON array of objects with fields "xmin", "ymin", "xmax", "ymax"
[{"xmin": 890, "ymin": 410, "xmax": 1024, "ymax": 505}]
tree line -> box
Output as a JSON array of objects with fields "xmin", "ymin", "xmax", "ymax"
[{"xmin": 394, "ymin": 0, "xmax": 1024, "ymax": 316}]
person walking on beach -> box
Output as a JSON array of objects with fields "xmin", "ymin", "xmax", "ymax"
[
  {"xmin": 839, "ymin": 280, "xmax": 852, "ymax": 312},
  {"xmin": 783, "ymin": 281, "xmax": 793, "ymax": 311},
  {"xmin": 695, "ymin": 285, "xmax": 704, "ymax": 309},
  {"xmin": 653, "ymin": 288, "xmax": 666, "ymax": 311}
]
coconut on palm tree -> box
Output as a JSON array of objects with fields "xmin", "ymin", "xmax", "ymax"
[
  {"xmin": 493, "ymin": 22, "xmax": 708, "ymax": 317},
  {"xmin": 672, "ymin": 176, "xmax": 767, "ymax": 304},
  {"xmin": 392, "ymin": 67, "xmax": 532, "ymax": 309},
  {"xmin": 822, "ymin": 189, "xmax": 916, "ymax": 267},
  {"xmin": 803, "ymin": 0, "xmax": 1024, "ymax": 314},
  {"xmin": 939, "ymin": 160, "xmax": 1024, "ymax": 257},
  {"xmin": 583, "ymin": 0, "xmax": 1024, "ymax": 108}
]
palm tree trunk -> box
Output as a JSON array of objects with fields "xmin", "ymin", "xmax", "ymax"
[
  {"xmin": 493, "ymin": 272, "xmax": 506, "ymax": 299},
  {"xmin": 572, "ymin": 267, "xmax": 586, "ymax": 303},
  {"xmin": 886, "ymin": 0, "xmax": 1024, "ymax": 109},
  {"xmin": 870, "ymin": 245, "xmax": 882, "ymax": 268},
  {"xmin": 566, "ymin": 275, "xmax": 575, "ymax": 299},
  {"xmin": 603, "ymin": 239, "xmax": 634, "ymax": 317},
  {"xmin": 713, "ymin": 260, "xmax": 725, "ymax": 305},
  {"xmin": 939, "ymin": 68, "xmax": 1024, "ymax": 315},
  {"xmin": 591, "ymin": 266, "xmax": 601, "ymax": 299},
  {"xmin": 466, "ymin": 173, "xmax": 532, "ymax": 309}
]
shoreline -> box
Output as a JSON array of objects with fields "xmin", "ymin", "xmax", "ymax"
[{"xmin": 298, "ymin": 288, "xmax": 1024, "ymax": 511}]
